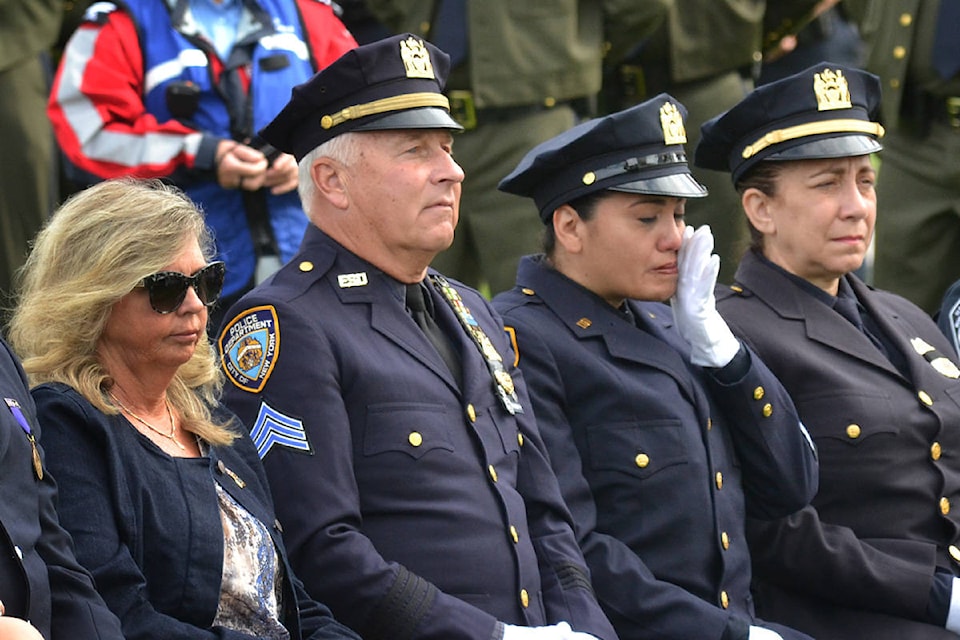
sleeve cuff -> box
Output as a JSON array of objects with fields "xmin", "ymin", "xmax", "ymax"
[{"xmin": 709, "ymin": 343, "xmax": 750, "ymax": 384}]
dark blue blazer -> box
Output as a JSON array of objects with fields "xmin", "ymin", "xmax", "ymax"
[
  {"xmin": 493, "ymin": 256, "xmax": 818, "ymax": 640},
  {"xmin": 218, "ymin": 226, "xmax": 616, "ymax": 640},
  {"xmin": 0, "ymin": 339, "xmax": 123, "ymax": 640},
  {"xmin": 717, "ymin": 249, "xmax": 960, "ymax": 640},
  {"xmin": 33, "ymin": 381, "xmax": 359, "ymax": 640}
]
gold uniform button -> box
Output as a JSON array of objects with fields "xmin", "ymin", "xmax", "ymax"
[
  {"xmin": 932, "ymin": 442, "xmax": 943, "ymax": 461},
  {"xmin": 635, "ymin": 453, "xmax": 650, "ymax": 468},
  {"xmin": 488, "ymin": 465, "xmax": 498, "ymax": 482},
  {"xmin": 730, "ymin": 285, "xmax": 744, "ymax": 293},
  {"xmin": 510, "ymin": 525, "xmax": 519, "ymax": 544},
  {"xmin": 408, "ymin": 432, "xmax": 423, "ymax": 447},
  {"xmin": 950, "ymin": 545, "xmax": 960, "ymax": 564},
  {"xmin": 893, "ymin": 45, "xmax": 906, "ymax": 59},
  {"xmin": 298, "ymin": 261, "xmax": 314, "ymax": 272},
  {"xmin": 517, "ymin": 432, "xmax": 524, "ymax": 447},
  {"xmin": 720, "ymin": 590, "xmax": 729, "ymax": 609},
  {"xmin": 466, "ymin": 404, "xmax": 477, "ymax": 422},
  {"xmin": 762, "ymin": 403, "xmax": 773, "ymax": 418},
  {"xmin": 846, "ymin": 424, "xmax": 861, "ymax": 439},
  {"xmin": 753, "ymin": 386, "xmax": 765, "ymax": 400},
  {"xmin": 520, "ymin": 589, "xmax": 530, "ymax": 608},
  {"xmin": 890, "ymin": 78, "xmax": 901, "ymax": 89},
  {"xmin": 942, "ymin": 497, "xmax": 951, "ymax": 515},
  {"xmin": 900, "ymin": 13, "xmax": 913, "ymax": 26},
  {"xmin": 544, "ymin": 96, "xmax": 557, "ymax": 108},
  {"xmin": 521, "ymin": 288, "xmax": 535, "ymax": 296},
  {"xmin": 707, "ymin": 417, "xmax": 713, "ymax": 431},
  {"xmin": 721, "ymin": 531, "xmax": 730, "ymax": 550},
  {"xmin": 919, "ymin": 390, "xmax": 934, "ymax": 406},
  {"xmin": 715, "ymin": 472, "xmax": 724, "ymax": 490}
]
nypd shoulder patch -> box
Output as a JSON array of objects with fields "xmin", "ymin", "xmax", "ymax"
[
  {"xmin": 250, "ymin": 401, "xmax": 312, "ymax": 459},
  {"xmin": 219, "ymin": 306, "xmax": 280, "ymax": 393}
]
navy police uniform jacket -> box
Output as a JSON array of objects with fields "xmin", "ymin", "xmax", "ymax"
[
  {"xmin": 0, "ymin": 339, "xmax": 123, "ymax": 640},
  {"xmin": 34, "ymin": 382, "xmax": 358, "ymax": 640},
  {"xmin": 217, "ymin": 227, "xmax": 616, "ymax": 640},
  {"xmin": 492, "ymin": 256, "xmax": 818, "ymax": 640},
  {"xmin": 717, "ymin": 249, "xmax": 960, "ymax": 640}
]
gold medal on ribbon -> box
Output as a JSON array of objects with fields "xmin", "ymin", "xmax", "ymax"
[{"xmin": 29, "ymin": 436, "xmax": 43, "ymax": 480}]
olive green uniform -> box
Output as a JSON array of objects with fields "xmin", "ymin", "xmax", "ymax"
[
  {"xmin": 845, "ymin": 0, "xmax": 960, "ymax": 314},
  {"xmin": 0, "ymin": 0, "xmax": 61, "ymax": 306}
]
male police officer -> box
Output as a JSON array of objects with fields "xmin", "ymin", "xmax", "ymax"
[{"xmin": 217, "ymin": 34, "xmax": 616, "ymax": 640}]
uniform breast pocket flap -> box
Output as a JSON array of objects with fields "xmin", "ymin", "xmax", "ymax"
[
  {"xmin": 799, "ymin": 392, "xmax": 898, "ymax": 447},
  {"xmin": 586, "ymin": 419, "xmax": 687, "ymax": 479},
  {"xmin": 363, "ymin": 403, "xmax": 455, "ymax": 460}
]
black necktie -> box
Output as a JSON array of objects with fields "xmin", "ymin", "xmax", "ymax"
[
  {"xmin": 933, "ymin": 0, "xmax": 960, "ymax": 79},
  {"xmin": 833, "ymin": 296, "xmax": 866, "ymax": 333},
  {"xmin": 834, "ymin": 295, "xmax": 894, "ymax": 357},
  {"xmin": 406, "ymin": 283, "xmax": 462, "ymax": 385}
]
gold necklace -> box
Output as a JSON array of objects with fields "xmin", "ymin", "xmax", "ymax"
[{"xmin": 110, "ymin": 393, "xmax": 185, "ymax": 451}]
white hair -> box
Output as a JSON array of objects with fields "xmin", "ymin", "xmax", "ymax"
[{"xmin": 297, "ymin": 132, "xmax": 362, "ymax": 215}]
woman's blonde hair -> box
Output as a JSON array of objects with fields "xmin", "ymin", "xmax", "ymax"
[{"xmin": 8, "ymin": 178, "xmax": 236, "ymax": 445}]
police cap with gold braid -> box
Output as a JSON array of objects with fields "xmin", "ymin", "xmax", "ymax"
[
  {"xmin": 260, "ymin": 33, "xmax": 463, "ymax": 162},
  {"xmin": 695, "ymin": 62, "xmax": 885, "ymax": 184},
  {"xmin": 498, "ymin": 94, "xmax": 708, "ymax": 223}
]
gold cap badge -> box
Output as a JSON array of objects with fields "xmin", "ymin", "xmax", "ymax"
[
  {"xmin": 660, "ymin": 102, "xmax": 687, "ymax": 145},
  {"xmin": 814, "ymin": 68, "xmax": 852, "ymax": 111},
  {"xmin": 400, "ymin": 36, "xmax": 435, "ymax": 79}
]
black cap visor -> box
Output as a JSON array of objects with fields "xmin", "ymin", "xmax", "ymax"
[
  {"xmin": 352, "ymin": 107, "xmax": 464, "ymax": 133},
  {"xmin": 609, "ymin": 172, "xmax": 708, "ymax": 199}
]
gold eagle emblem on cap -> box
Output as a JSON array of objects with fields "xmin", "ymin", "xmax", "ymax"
[
  {"xmin": 400, "ymin": 36, "xmax": 435, "ymax": 79},
  {"xmin": 814, "ymin": 68, "xmax": 852, "ymax": 111},
  {"xmin": 660, "ymin": 102, "xmax": 687, "ymax": 145}
]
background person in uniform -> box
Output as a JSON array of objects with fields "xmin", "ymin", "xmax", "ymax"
[
  {"xmin": 0, "ymin": 0, "xmax": 61, "ymax": 314},
  {"xmin": 842, "ymin": 0, "xmax": 960, "ymax": 313},
  {"xmin": 361, "ymin": 0, "xmax": 672, "ymax": 295},
  {"xmin": 492, "ymin": 95, "xmax": 817, "ymax": 640},
  {"xmin": 47, "ymin": 0, "xmax": 357, "ymax": 330},
  {"xmin": 7, "ymin": 178, "xmax": 360, "ymax": 640},
  {"xmin": 697, "ymin": 62, "xmax": 960, "ymax": 639},
  {"xmin": 0, "ymin": 335, "xmax": 124, "ymax": 640},
  {"xmin": 217, "ymin": 34, "xmax": 617, "ymax": 640}
]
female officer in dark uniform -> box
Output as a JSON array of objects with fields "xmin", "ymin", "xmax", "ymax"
[
  {"xmin": 492, "ymin": 94, "xmax": 818, "ymax": 640},
  {"xmin": 698, "ymin": 62, "xmax": 960, "ymax": 639}
]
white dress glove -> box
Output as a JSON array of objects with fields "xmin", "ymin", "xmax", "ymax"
[
  {"xmin": 945, "ymin": 577, "xmax": 960, "ymax": 634},
  {"xmin": 671, "ymin": 224, "xmax": 741, "ymax": 368},
  {"xmin": 502, "ymin": 621, "xmax": 599, "ymax": 640},
  {"xmin": 748, "ymin": 626, "xmax": 785, "ymax": 640}
]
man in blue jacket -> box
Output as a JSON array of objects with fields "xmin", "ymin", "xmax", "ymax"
[{"xmin": 218, "ymin": 33, "xmax": 616, "ymax": 640}]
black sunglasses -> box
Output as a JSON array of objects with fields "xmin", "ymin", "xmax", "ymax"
[{"xmin": 138, "ymin": 261, "xmax": 226, "ymax": 314}]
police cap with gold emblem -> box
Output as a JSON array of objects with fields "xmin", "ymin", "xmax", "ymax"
[
  {"xmin": 260, "ymin": 33, "xmax": 463, "ymax": 161},
  {"xmin": 695, "ymin": 62, "xmax": 884, "ymax": 184},
  {"xmin": 498, "ymin": 94, "xmax": 708, "ymax": 223}
]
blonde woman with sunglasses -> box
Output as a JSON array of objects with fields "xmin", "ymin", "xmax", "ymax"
[{"xmin": 7, "ymin": 178, "xmax": 359, "ymax": 640}]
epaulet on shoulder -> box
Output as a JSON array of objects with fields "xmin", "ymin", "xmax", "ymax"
[{"xmin": 83, "ymin": 1, "xmax": 119, "ymax": 24}]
